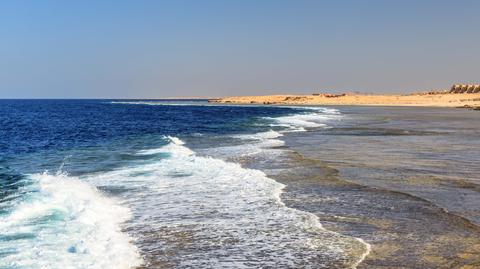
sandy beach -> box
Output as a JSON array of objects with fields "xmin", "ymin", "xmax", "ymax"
[{"xmin": 211, "ymin": 93, "xmax": 480, "ymax": 108}]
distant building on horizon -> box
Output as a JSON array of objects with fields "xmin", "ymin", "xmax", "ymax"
[{"xmin": 450, "ymin": 84, "xmax": 480, "ymax": 93}]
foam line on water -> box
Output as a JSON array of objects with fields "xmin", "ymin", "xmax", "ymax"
[
  {"xmin": 233, "ymin": 130, "xmax": 284, "ymax": 140},
  {"xmin": 282, "ymin": 106, "xmax": 342, "ymax": 114},
  {"xmin": 351, "ymin": 238, "xmax": 372, "ymax": 269},
  {"xmin": 136, "ymin": 136, "xmax": 194, "ymax": 156},
  {"xmin": 202, "ymin": 130, "xmax": 286, "ymax": 158},
  {"xmin": 264, "ymin": 106, "xmax": 341, "ymax": 132}
]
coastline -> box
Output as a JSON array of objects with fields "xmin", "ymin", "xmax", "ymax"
[
  {"xmin": 272, "ymin": 106, "xmax": 480, "ymax": 268},
  {"xmin": 210, "ymin": 93, "xmax": 480, "ymax": 109},
  {"xmin": 3, "ymin": 100, "xmax": 479, "ymax": 268}
]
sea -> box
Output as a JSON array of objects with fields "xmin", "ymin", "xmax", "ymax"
[{"xmin": 0, "ymin": 100, "xmax": 479, "ymax": 269}]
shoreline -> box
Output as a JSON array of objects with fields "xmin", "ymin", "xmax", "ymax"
[
  {"xmin": 210, "ymin": 93, "xmax": 480, "ymax": 109},
  {"xmin": 275, "ymin": 107, "xmax": 480, "ymax": 268}
]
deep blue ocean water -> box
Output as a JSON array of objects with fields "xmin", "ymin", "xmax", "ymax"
[
  {"xmin": 0, "ymin": 99, "xmax": 300, "ymax": 180},
  {"xmin": 0, "ymin": 100, "xmax": 369, "ymax": 269},
  {"xmin": 0, "ymin": 100, "xmax": 296, "ymax": 160}
]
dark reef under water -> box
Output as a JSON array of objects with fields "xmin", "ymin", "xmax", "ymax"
[{"xmin": 267, "ymin": 107, "xmax": 480, "ymax": 268}]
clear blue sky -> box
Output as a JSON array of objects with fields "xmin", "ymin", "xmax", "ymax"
[{"xmin": 1, "ymin": 0, "xmax": 479, "ymax": 98}]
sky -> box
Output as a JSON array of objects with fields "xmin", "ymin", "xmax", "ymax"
[{"xmin": 0, "ymin": 0, "xmax": 479, "ymax": 98}]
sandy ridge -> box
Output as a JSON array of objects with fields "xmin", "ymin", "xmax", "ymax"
[{"xmin": 210, "ymin": 93, "xmax": 480, "ymax": 108}]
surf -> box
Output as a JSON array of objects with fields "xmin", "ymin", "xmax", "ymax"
[
  {"xmin": 82, "ymin": 136, "xmax": 370, "ymax": 268},
  {"xmin": 0, "ymin": 172, "xmax": 142, "ymax": 269}
]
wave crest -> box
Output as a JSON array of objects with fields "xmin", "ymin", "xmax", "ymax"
[{"xmin": 0, "ymin": 173, "xmax": 142, "ymax": 269}]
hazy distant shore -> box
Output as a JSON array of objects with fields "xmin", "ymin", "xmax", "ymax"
[{"xmin": 210, "ymin": 92, "xmax": 480, "ymax": 109}]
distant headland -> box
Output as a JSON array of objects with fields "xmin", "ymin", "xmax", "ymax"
[{"xmin": 210, "ymin": 84, "xmax": 480, "ymax": 110}]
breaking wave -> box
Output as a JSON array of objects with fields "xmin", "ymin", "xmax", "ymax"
[
  {"xmin": 0, "ymin": 173, "xmax": 142, "ymax": 269},
  {"xmin": 82, "ymin": 136, "xmax": 370, "ymax": 268}
]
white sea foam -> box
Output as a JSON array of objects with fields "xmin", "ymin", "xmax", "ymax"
[
  {"xmin": 82, "ymin": 137, "xmax": 369, "ymax": 268},
  {"xmin": 202, "ymin": 130, "xmax": 286, "ymax": 159},
  {"xmin": 234, "ymin": 130, "xmax": 285, "ymax": 149},
  {"xmin": 136, "ymin": 136, "xmax": 194, "ymax": 156},
  {"xmin": 274, "ymin": 114, "xmax": 328, "ymax": 128},
  {"xmin": 233, "ymin": 130, "xmax": 284, "ymax": 140},
  {"xmin": 266, "ymin": 107, "xmax": 341, "ymax": 132},
  {"xmin": 0, "ymin": 108, "xmax": 369, "ymax": 268},
  {"xmin": 0, "ymin": 107, "xmax": 368, "ymax": 268},
  {"xmin": 0, "ymin": 173, "xmax": 142, "ymax": 269},
  {"xmin": 286, "ymin": 106, "xmax": 342, "ymax": 114}
]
